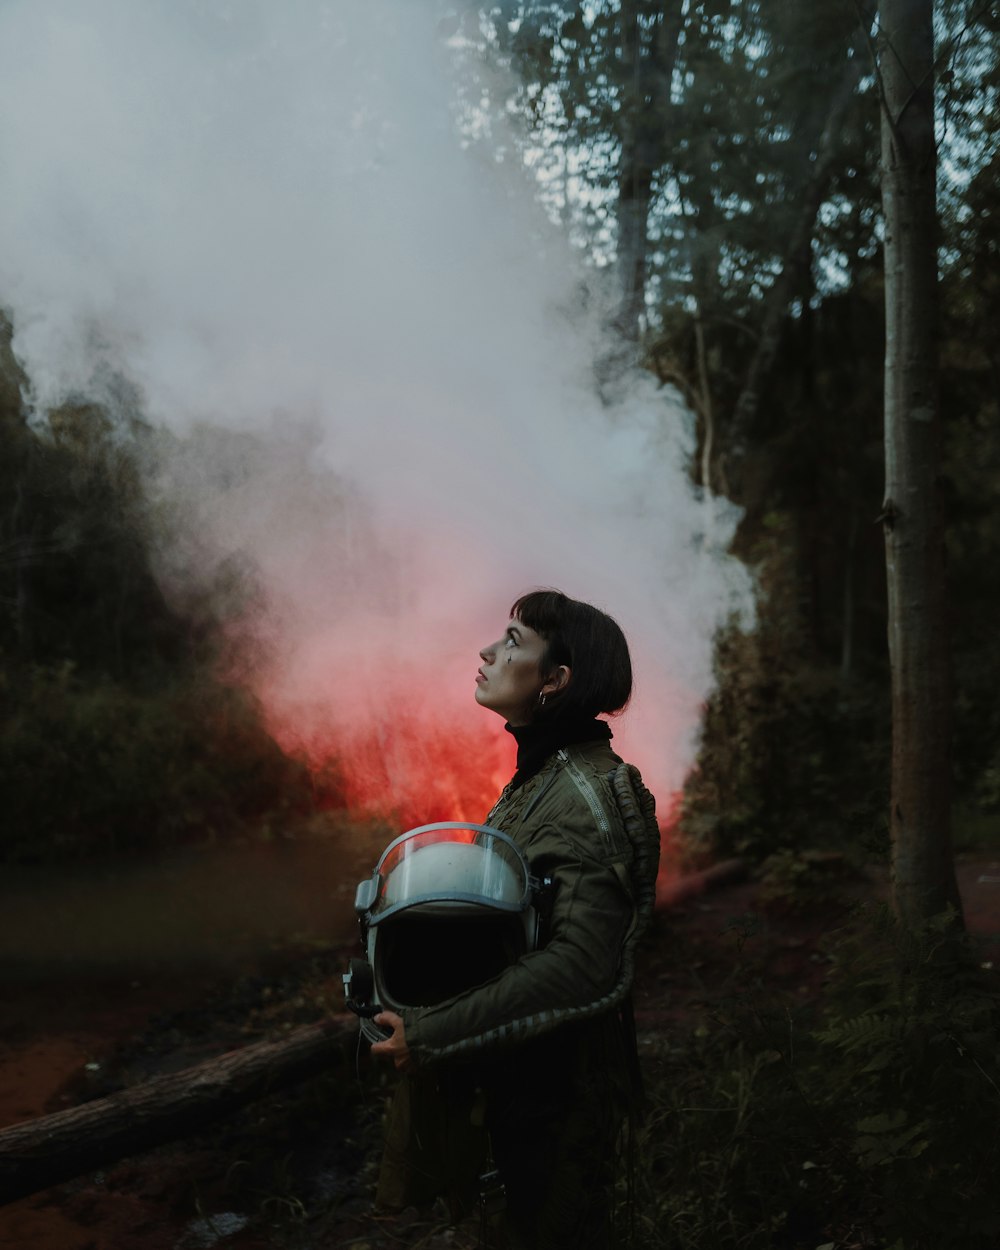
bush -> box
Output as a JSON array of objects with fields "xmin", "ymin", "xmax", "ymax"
[
  {"xmin": 0, "ymin": 661, "xmax": 319, "ymax": 862},
  {"xmin": 814, "ymin": 908, "xmax": 1000, "ymax": 1249},
  {"xmin": 683, "ymin": 620, "xmax": 890, "ymax": 863},
  {"xmin": 636, "ymin": 909, "xmax": 1000, "ymax": 1250}
]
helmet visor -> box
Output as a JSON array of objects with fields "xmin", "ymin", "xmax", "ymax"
[{"xmin": 367, "ymin": 823, "xmax": 530, "ymax": 924}]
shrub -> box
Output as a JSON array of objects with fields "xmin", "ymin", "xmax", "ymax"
[
  {"xmin": 636, "ymin": 908, "xmax": 1000, "ymax": 1250},
  {"xmin": 0, "ymin": 661, "xmax": 319, "ymax": 862}
]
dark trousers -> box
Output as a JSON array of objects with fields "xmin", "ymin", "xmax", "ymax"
[{"xmin": 376, "ymin": 1016, "xmax": 629, "ymax": 1248}]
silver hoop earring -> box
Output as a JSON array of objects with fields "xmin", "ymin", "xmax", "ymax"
[{"xmin": 538, "ymin": 693, "xmax": 547, "ymax": 707}]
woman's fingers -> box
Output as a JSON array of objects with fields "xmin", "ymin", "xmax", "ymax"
[{"xmin": 371, "ymin": 1011, "xmax": 413, "ymax": 1070}]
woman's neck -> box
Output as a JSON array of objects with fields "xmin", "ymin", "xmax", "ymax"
[{"xmin": 505, "ymin": 715, "xmax": 612, "ymax": 790}]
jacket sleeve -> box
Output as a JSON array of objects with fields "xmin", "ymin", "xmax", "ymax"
[{"xmin": 402, "ymin": 822, "xmax": 634, "ymax": 1064}]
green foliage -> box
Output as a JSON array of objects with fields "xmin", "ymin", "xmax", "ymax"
[
  {"xmin": 0, "ymin": 400, "xmax": 188, "ymax": 681},
  {"xmin": 636, "ymin": 1016, "xmax": 827, "ymax": 1249},
  {"xmin": 0, "ymin": 355, "xmax": 326, "ymax": 862},
  {"xmin": 0, "ymin": 662, "xmax": 317, "ymax": 862},
  {"xmin": 464, "ymin": 0, "xmax": 1000, "ymax": 849},
  {"xmin": 472, "ymin": 0, "xmax": 871, "ymax": 307},
  {"xmin": 637, "ymin": 910, "xmax": 1000, "ymax": 1250},
  {"xmin": 756, "ymin": 848, "xmax": 861, "ymax": 914},
  {"xmin": 814, "ymin": 909, "xmax": 1000, "ymax": 1248},
  {"xmin": 682, "ymin": 611, "xmax": 889, "ymax": 863}
]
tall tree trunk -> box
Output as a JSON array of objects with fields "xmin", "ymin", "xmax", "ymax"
[
  {"xmin": 615, "ymin": 0, "xmax": 683, "ymax": 341},
  {"xmin": 840, "ymin": 510, "xmax": 858, "ymax": 683},
  {"xmin": 878, "ymin": 0, "xmax": 963, "ymax": 927},
  {"xmin": 728, "ymin": 49, "xmax": 864, "ymax": 454}
]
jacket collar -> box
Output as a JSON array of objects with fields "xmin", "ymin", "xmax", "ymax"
[{"xmin": 504, "ymin": 717, "xmax": 612, "ymax": 790}]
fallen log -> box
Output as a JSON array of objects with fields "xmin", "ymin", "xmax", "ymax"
[
  {"xmin": 0, "ymin": 1016, "xmax": 357, "ymax": 1208},
  {"xmin": 0, "ymin": 858, "xmax": 748, "ymax": 1208}
]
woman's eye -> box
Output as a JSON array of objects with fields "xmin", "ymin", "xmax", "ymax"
[{"xmin": 504, "ymin": 635, "xmax": 516, "ymax": 649}]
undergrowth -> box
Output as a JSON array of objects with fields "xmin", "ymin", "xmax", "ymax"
[
  {"xmin": 634, "ymin": 907, "xmax": 1000, "ymax": 1250},
  {"xmin": 0, "ymin": 662, "xmax": 321, "ymax": 860}
]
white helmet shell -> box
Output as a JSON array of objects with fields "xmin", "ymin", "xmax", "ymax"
[
  {"xmin": 375, "ymin": 828, "xmax": 529, "ymax": 920},
  {"xmin": 348, "ymin": 823, "xmax": 540, "ymax": 1035}
]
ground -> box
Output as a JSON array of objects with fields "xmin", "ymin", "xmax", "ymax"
[{"xmin": 0, "ymin": 854, "xmax": 997, "ymax": 1250}]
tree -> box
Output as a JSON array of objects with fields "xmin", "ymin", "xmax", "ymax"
[
  {"xmin": 614, "ymin": 0, "xmax": 683, "ymax": 340},
  {"xmin": 876, "ymin": 0, "xmax": 963, "ymax": 925},
  {"xmin": 468, "ymin": 3, "xmax": 1000, "ymax": 869}
]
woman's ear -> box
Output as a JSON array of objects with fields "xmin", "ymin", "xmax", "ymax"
[{"xmin": 541, "ymin": 665, "xmax": 571, "ymax": 697}]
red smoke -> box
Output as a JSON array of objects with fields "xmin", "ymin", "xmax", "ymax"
[
  {"xmin": 254, "ymin": 615, "xmax": 690, "ymax": 871},
  {"xmin": 267, "ymin": 706, "xmax": 515, "ymax": 827},
  {"xmin": 267, "ymin": 698, "xmax": 683, "ymax": 888}
]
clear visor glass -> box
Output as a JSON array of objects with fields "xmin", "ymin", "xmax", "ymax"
[{"xmin": 368, "ymin": 823, "xmax": 531, "ymax": 924}]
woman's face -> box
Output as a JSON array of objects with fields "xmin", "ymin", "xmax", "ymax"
[{"xmin": 475, "ymin": 619, "xmax": 550, "ymax": 726}]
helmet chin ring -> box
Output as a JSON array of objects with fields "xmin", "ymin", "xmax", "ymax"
[{"xmin": 343, "ymin": 823, "xmax": 547, "ymax": 1045}]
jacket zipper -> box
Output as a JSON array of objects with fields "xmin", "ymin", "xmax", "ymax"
[{"xmin": 561, "ymin": 749, "xmax": 612, "ymax": 846}]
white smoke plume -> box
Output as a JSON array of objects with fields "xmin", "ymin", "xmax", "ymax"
[{"xmin": 0, "ymin": 0, "xmax": 753, "ymax": 825}]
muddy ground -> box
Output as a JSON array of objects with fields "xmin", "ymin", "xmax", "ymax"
[{"xmin": 1, "ymin": 853, "xmax": 998, "ymax": 1250}]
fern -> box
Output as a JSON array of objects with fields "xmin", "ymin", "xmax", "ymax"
[{"xmin": 815, "ymin": 1011, "xmax": 906, "ymax": 1055}]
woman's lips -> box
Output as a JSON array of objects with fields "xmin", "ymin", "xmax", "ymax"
[{"xmin": 476, "ymin": 669, "xmax": 487, "ymax": 684}]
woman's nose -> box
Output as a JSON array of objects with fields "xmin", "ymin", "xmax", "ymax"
[{"xmin": 480, "ymin": 643, "xmax": 494, "ymax": 661}]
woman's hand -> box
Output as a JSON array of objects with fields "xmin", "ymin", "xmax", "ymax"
[{"xmin": 370, "ymin": 1011, "xmax": 414, "ymax": 1071}]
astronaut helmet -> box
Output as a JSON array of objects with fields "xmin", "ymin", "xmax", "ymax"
[{"xmin": 344, "ymin": 822, "xmax": 540, "ymax": 1042}]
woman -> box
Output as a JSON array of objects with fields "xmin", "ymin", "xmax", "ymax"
[{"xmin": 370, "ymin": 589, "xmax": 655, "ymax": 1249}]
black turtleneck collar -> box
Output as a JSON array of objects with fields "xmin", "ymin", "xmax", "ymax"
[{"xmin": 504, "ymin": 716, "xmax": 612, "ymax": 790}]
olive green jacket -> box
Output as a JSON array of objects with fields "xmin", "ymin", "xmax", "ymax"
[{"xmin": 403, "ymin": 738, "xmax": 638, "ymax": 1065}]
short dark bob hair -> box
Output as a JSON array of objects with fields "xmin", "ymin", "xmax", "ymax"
[{"xmin": 510, "ymin": 588, "xmax": 632, "ymax": 722}]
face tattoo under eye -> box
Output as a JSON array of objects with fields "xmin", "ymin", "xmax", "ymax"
[{"xmin": 476, "ymin": 620, "xmax": 550, "ymax": 724}]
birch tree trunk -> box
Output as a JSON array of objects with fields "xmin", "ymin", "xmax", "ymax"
[{"xmin": 878, "ymin": 0, "xmax": 963, "ymax": 927}]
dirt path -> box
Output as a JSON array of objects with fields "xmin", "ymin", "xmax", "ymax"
[{"xmin": 954, "ymin": 854, "xmax": 1000, "ymax": 961}]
